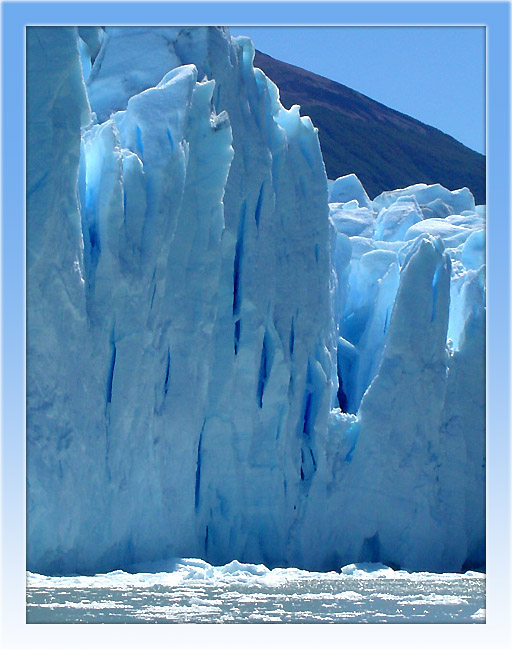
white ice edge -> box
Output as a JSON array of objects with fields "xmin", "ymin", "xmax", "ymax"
[{"xmin": 26, "ymin": 559, "xmax": 485, "ymax": 589}]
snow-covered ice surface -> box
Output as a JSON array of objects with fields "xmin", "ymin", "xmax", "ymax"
[
  {"xmin": 27, "ymin": 26, "xmax": 485, "ymax": 583},
  {"xmin": 26, "ymin": 561, "xmax": 485, "ymax": 623}
]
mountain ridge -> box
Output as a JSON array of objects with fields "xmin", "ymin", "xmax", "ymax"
[{"xmin": 254, "ymin": 50, "xmax": 486, "ymax": 203}]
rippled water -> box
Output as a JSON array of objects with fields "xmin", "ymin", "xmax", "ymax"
[{"xmin": 26, "ymin": 559, "xmax": 485, "ymax": 623}]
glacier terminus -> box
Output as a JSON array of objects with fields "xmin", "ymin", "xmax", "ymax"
[{"xmin": 26, "ymin": 26, "xmax": 485, "ymax": 578}]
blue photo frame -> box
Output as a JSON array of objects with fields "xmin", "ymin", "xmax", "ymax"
[{"xmin": 2, "ymin": 1, "xmax": 510, "ymax": 646}]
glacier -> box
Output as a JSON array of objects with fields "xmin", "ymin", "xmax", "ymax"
[{"xmin": 26, "ymin": 26, "xmax": 485, "ymax": 576}]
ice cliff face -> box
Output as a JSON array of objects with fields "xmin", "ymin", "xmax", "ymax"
[
  {"xmin": 27, "ymin": 26, "xmax": 485, "ymax": 575},
  {"xmin": 319, "ymin": 177, "xmax": 485, "ymax": 572}
]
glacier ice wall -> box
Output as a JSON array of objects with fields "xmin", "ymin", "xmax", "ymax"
[
  {"xmin": 321, "ymin": 177, "xmax": 485, "ymax": 571},
  {"xmin": 27, "ymin": 26, "xmax": 485, "ymax": 575},
  {"xmin": 27, "ymin": 26, "xmax": 333, "ymax": 573}
]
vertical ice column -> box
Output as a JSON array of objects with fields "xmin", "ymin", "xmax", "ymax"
[
  {"xmin": 26, "ymin": 27, "xmax": 110, "ymax": 573},
  {"xmin": 76, "ymin": 66, "xmax": 235, "ymax": 569},
  {"xmin": 339, "ymin": 235, "xmax": 454, "ymax": 571},
  {"xmin": 27, "ymin": 26, "xmax": 90, "ymax": 281},
  {"xmin": 439, "ymin": 299, "xmax": 486, "ymax": 569},
  {"xmin": 28, "ymin": 26, "xmax": 335, "ymax": 572},
  {"xmin": 190, "ymin": 33, "xmax": 334, "ymax": 567},
  {"xmin": 333, "ymin": 244, "xmax": 400, "ymax": 414}
]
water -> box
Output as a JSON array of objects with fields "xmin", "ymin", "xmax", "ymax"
[{"xmin": 26, "ymin": 559, "xmax": 485, "ymax": 624}]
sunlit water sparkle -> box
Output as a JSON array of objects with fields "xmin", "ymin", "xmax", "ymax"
[{"xmin": 26, "ymin": 559, "xmax": 485, "ymax": 623}]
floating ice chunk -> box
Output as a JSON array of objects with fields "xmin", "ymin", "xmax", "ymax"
[
  {"xmin": 217, "ymin": 560, "xmax": 270, "ymax": 577},
  {"xmin": 340, "ymin": 563, "xmax": 396, "ymax": 578}
]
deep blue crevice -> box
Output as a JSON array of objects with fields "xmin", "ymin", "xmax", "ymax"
[
  {"xmin": 299, "ymin": 360, "xmax": 321, "ymax": 440},
  {"xmin": 345, "ymin": 441, "xmax": 356, "ymax": 463},
  {"xmin": 85, "ymin": 220, "xmax": 102, "ymax": 294},
  {"xmin": 136, "ymin": 125, "xmax": 144, "ymax": 157},
  {"xmin": 163, "ymin": 348, "xmax": 171, "ymax": 396},
  {"xmin": 361, "ymin": 532, "xmax": 381, "ymax": 563},
  {"xmin": 383, "ymin": 307, "xmax": 390, "ymax": 334},
  {"xmin": 232, "ymin": 256, "xmax": 240, "ymax": 313},
  {"xmin": 298, "ymin": 361, "xmax": 320, "ymax": 483},
  {"xmin": 257, "ymin": 336, "xmax": 268, "ymax": 408},
  {"xmin": 150, "ymin": 284, "xmax": 157, "ymax": 310},
  {"xmin": 78, "ymin": 144, "xmax": 87, "ymax": 212},
  {"xmin": 88, "ymin": 220, "xmax": 100, "ymax": 251},
  {"xmin": 233, "ymin": 201, "xmax": 246, "ymax": 316},
  {"xmin": 194, "ymin": 421, "xmax": 206, "ymax": 511},
  {"xmin": 166, "ymin": 128, "xmax": 174, "ymax": 153},
  {"xmin": 80, "ymin": 164, "xmax": 101, "ymax": 296},
  {"xmin": 289, "ymin": 317, "xmax": 295, "ymax": 357},
  {"xmin": 213, "ymin": 81, "xmax": 222, "ymax": 107},
  {"xmin": 257, "ymin": 330, "xmax": 274, "ymax": 408},
  {"xmin": 149, "ymin": 268, "xmax": 157, "ymax": 310},
  {"xmin": 27, "ymin": 171, "xmax": 49, "ymax": 197},
  {"xmin": 336, "ymin": 366, "xmax": 348, "ymax": 413},
  {"xmin": 302, "ymin": 391, "xmax": 313, "ymax": 437},
  {"xmin": 300, "ymin": 445, "xmax": 317, "ymax": 482},
  {"xmin": 254, "ymin": 181, "xmax": 265, "ymax": 228},
  {"xmin": 106, "ymin": 335, "xmax": 116, "ymax": 404},
  {"xmin": 288, "ymin": 366, "xmax": 295, "ymax": 401},
  {"xmin": 234, "ymin": 318, "xmax": 241, "ymax": 354}
]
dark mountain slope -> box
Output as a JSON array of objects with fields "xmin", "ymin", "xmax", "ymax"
[{"xmin": 254, "ymin": 51, "xmax": 485, "ymax": 203}]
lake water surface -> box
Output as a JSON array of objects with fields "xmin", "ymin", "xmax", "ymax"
[{"xmin": 26, "ymin": 559, "xmax": 485, "ymax": 624}]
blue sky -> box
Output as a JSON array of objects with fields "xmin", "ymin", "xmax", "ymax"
[{"xmin": 230, "ymin": 26, "xmax": 486, "ymax": 155}]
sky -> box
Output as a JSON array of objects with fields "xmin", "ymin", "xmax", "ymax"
[{"xmin": 229, "ymin": 26, "xmax": 485, "ymax": 155}]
